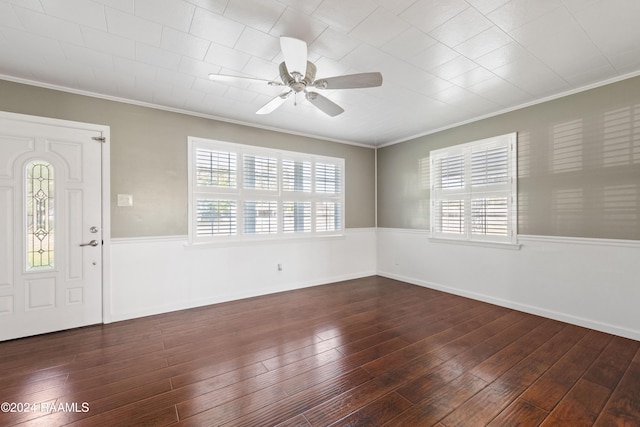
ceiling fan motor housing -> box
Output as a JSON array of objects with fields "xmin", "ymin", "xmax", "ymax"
[{"xmin": 279, "ymin": 61, "xmax": 317, "ymax": 92}]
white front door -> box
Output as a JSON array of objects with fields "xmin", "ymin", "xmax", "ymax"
[{"xmin": 0, "ymin": 113, "xmax": 106, "ymax": 341}]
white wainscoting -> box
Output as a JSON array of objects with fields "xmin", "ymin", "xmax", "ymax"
[
  {"xmin": 377, "ymin": 228, "xmax": 640, "ymax": 341},
  {"xmin": 108, "ymin": 228, "xmax": 376, "ymax": 322}
]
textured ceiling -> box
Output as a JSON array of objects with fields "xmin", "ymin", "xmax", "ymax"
[{"xmin": 1, "ymin": 0, "xmax": 640, "ymax": 146}]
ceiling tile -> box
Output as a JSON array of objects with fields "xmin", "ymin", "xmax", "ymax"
[
  {"xmin": 453, "ymin": 26, "xmax": 512, "ymax": 59},
  {"xmin": 99, "ymin": 0, "xmax": 133, "ymax": 13},
  {"xmin": 524, "ymin": 28, "xmax": 609, "ymax": 82},
  {"xmin": 241, "ymin": 56, "xmax": 280, "ymax": 80},
  {"xmin": 308, "ymin": 28, "xmax": 361, "ymax": 61},
  {"xmin": 156, "ymin": 68, "xmax": 195, "ymax": 89},
  {"xmin": 400, "ymin": 0, "xmax": 469, "ymax": 33},
  {"xmin": 350, "ymin": 8, "xmax": 409, "ymax": 47},
  {"xmin": 113, "ymin": 56, "xmax": 156, "ymax": 79},
  {"xmin": 341, "ymin": 43, "xmax": 392, "ymax": 71},
  {"xmin": 39, "ymin": 0, "xmax": 107, "ymax": 31},
  {"xmin": 468, "ymin": 75, "xmax": 530, "ymax": 106},
  {"xmin": 0, "ymin": 26, "xmax": 65, "ymax": 62},
  {"xmin": 493, "ymin": 55, "xmax": 568, "ymax": 96},
  {"xmin": 572, "ymin": 0, "xmax": 640, "ymax": 58},
  {"xmin": 105, "ymin": 7, "xmax": 162, "ymax": 46},
  {"xmin": 60, "ymin": 42, "xmax": 114, "ymax": 70},
  {"xmin": 134, "ymin": 0, "xmax": 196, "ymax": 32},
  {"xmin": 224, "ymin": 0, "xmax": 286, "ymax": 34},
  {"xmin": 234, "ymin": 27, "xmax": 280, "ymax": 60},
  {"xmin": 408, "ymin": 42, "xmax": 459, "ymax": 71},
  {"xmin": 381, "ymin": 28, "xmax": 437, "ymax": 61},
  {"xmin": 2, "ymin": 0, "xmax": 44, "ymax": 13},
  {"xmin": 450, "ymin": 66, "xmax": 496, "ymax": 87},
  {"xmin": 0, "ymin": 3, "xmax": 22, "ymax": 29},
  {"xmin": 280, "ymin": 0, "xmax": 324, "ymax": 16},
  {"xmin": 135, "ymin": 42, "xmax": 182, "ymax": 70},
  {"xmin": 204, "ymin": 42, "xmax": 251, "ymax": 71},
  {"xmin": 465, "ymin": 0, "xmax": 510, "ymax": 14},
  {"xmin": 160, "ymin": 27, "xmax": 210, "ymax": 60},
  {"xmin": 378, "ymin": 0, "xmax": 421, "ymax": 15},
  {"xmin": 223, "ymin": 85, "xmax": 259, "ymax": 103},
  {"xmin": 429, "ymin": 55, "xmax": 478, "ymax": 80},
  {"xmin": 80, "ymin": 26, "xmax": 135, "ymax": 59},
  {"xmin": 178, "ymin": 56, "xmax": 221, "ymax": 77},
  {"xmin": 12, "ymin": 6, "xmax": 84, "ymax": 45},
  {"xmin": 189, "ymin": 7, "xmax": 245, "ymax": 48},
  {"xmin": 605, "ymin": 45, "xmax": 640, "ymax": 74},
  {"xmin": 192, "ymin": 76, "xmax": 229, "ymax": 96},
  {"xmin": 488, "ymin": 0, "xmax": 564, "ymax": 33},
  {"xmin": 561, "ymin": 62, "xmax": 616, "ymax": 87},
  {"xmin": 475, "ymin": 42, "xmax": 532, "ymax": 70},
  {"xmin": 558, "ymin": 0, "xmax": 600, "ymax": 14},
  {"xmin": 508, "ymin": 6, "xmax": 573, "ymax": 47},
  {"xmin": 269, "ymin": 7, "xmax": 327, "ymax": 41},
  {"xmin": 429, "ymin": 7, "xmax": 493, "ymax": 48},
  {"xmin": 312, "ymin": 0, "xmax": 378, "ymax": 33},
  {"xmin": 183, "ymin": 0, "xmax": 227, "ymax": 15}
]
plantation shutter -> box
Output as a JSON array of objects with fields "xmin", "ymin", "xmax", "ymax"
[{"xmin": 430, "ymin": 133, "xmax": 517, "ymax": 244}]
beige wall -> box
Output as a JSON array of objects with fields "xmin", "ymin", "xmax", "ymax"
[
  {"xmin": 378, "ymin": 75, "xmax": 640, "ymax": 240},
  {"xmin": 0, "ymin": 80, "xmax": 375, "ymax": 237}
]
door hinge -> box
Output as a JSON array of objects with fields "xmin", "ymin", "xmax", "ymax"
[{"xmin": 92, "ymin": 136, "xmax": 106, "ymax": 143}]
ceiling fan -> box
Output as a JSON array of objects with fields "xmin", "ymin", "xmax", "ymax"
[{"xmin": 208, "ymin": 36, "xmax": 383, "ymax": 117}]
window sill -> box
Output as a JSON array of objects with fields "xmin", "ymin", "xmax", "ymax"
[{"xmin": 428, "ymin": 237, "xmax": 521, "ymax": 250}]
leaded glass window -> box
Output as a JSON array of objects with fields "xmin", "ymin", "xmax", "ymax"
[{"xmin": 26, "ymin": 161, "xmax": 55, "ymax": 269}]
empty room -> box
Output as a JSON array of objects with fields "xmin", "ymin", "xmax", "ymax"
[{"xmin": 1, "ymin": 0, "xmax": 639, "ymax": 426}]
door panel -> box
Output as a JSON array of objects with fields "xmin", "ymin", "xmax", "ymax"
[{"xmin": 0, "ymin": 114, "xmax": 104, "ymax": 341}]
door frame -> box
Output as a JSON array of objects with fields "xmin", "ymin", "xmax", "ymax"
[{"xmin": 1, "ymin": 111, "xmax": 112, "ymax": 324}]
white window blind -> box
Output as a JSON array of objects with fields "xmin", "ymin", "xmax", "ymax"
[
  {"xmin": 282, "ymin": 159, "xmax": 311, "ymax": 192},
  {"xmin": 196, "ymin": 199, "xmax": 237, "ymax": 236},
  {"xmin": 283, "ymin": 201, "xmax": 311, "ymax": 233},
  {"xmin": 195, "ymin": 149, "xmax": 236, "ymax": 188},
  {"xmin": 188, "ymin": 137, "xmax": 345, "ymax": 243},
  {"xmin": 430, "ymin": 133, "xmax": 517, "ymax": 244},
  {"xmin": 244, "ymin": 201, "xmax": 277, "ymax": 234},
  {"xmin": 243, "ymin": 155, "xmax": 277, "ymax": 191}
]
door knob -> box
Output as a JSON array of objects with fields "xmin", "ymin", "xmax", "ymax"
[{"xmin": 79, "ymin": 240, "xmax": 99, "ymax": 247}]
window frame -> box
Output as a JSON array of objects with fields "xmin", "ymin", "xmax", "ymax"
[
  {"xmin": 429, "ymin": 132, "xmax": 517, "ymax": 245},
  {"xmin": 188, "ymin": 137, "xmax": 345, "ymax": 244}
]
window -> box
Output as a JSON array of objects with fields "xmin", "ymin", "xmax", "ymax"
[
  {"xmin": 430, "ymin": 133, "xmax": 517, "ymax": 244},
  {"xmin": 26, "ymin": 160, "xmax": 55, "ymax": 269},
  {"xmin": 188, "ymin": 137, "xmax": 345, "ymax": 243}
]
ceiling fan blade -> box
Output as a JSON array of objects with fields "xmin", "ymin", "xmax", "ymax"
[
  {"xmin": 256, "ymin": 91, "xmax": 292, "ymax": 115},
  {"xmin": 280, "ymin": 36, "xmax": 307, "ymax": 77},
  {"xmin": 313, "ymin": 72, "xmax": 383, "ymax": 89},
  {"xmin": 209, "ymin": 73, "xmax": 281, "ymax": 86},
  {"xmin": 305, "ymin": 92, "xmax": 344, "ymax": 117}
]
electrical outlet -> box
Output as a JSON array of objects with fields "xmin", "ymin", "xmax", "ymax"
[{"xmin": 277, "ymin": 263, "xmax": 283, "ymax": 271}]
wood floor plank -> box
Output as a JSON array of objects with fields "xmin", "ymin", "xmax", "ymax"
[
  {"xmin": 541, "ymin": 378, "xmax": 612, "ymax": 426},
  {"xmin": 384, "ymin": 372, "xmax": 489, "ymax": 426},
  {"xmin": 594, "ymin": 360, "xmax": 640, "ymax": 426},
  {"xmin": 440, "ymin": 380, "xmax": 527, "ymax": 427},
  {"xmin": 219, "ymin": 368, "xmax": 373, "ymax": 427},
  {"xmin": 487, "ymin": 398, "xmax": 549, "ymax": 427},
  {"xmin": 327, "ymin": 392, "xmax": 413, "ymax": 427},
  {"xmin": 0, "ymin": 276, "xmax": 637, "ymax": 427},
  {"xmin": 582, "ymin": 336, "xmax": 640, "ymax": 390}
]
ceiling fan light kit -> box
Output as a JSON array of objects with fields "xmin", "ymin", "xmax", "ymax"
[{"xmin": 209, "ymin": 36, "xmax": 383, "ymax": 117}]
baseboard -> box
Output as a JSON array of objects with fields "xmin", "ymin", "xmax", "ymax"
[
  {"xmin": 377, "ymin": 270, "xmax": 640, "ymax": 341},
  {"xmin": 108, "ymin": 270, "xmax": 376, "ymax": 322}
]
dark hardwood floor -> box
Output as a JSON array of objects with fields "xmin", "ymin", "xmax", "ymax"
[{"xmin": 1, "ymin": 276, "xmax": 639, "ymax": 426}]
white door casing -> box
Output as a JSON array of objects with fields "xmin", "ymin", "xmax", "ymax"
[{"xmin": 0, "ymin": 112, "xmax": 109, "ymax": 341}]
